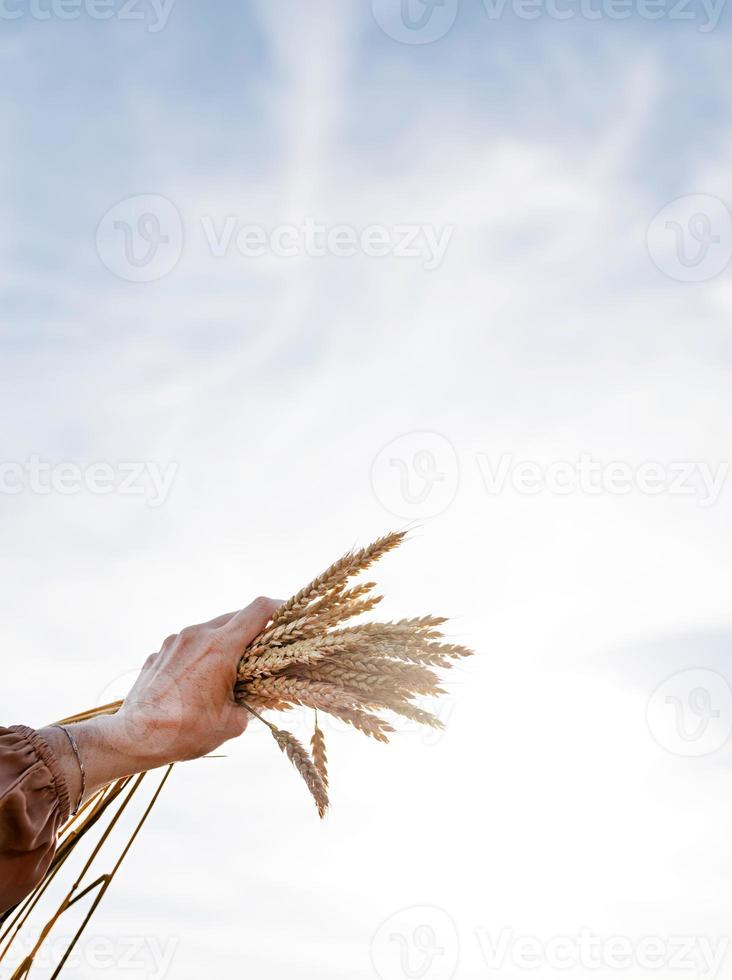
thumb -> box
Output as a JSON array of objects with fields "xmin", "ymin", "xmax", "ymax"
[{"xmin": 218, "ymin": 596, "xmax": 283, "ymax": 652}]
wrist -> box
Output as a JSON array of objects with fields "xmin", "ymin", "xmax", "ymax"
[
  {"xmin": 88, "ymin": 712, "xmax": 169, "ymax": 776},
  {"xmin": 41, "ymin": 713, "xmax": 165, "ymax": 805},
  {"xmin": 38, "ymin": 724, "xmax": 83, "ymax": 814}
]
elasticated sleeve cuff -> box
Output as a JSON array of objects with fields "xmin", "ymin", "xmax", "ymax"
[{"xmin": 0, "ymin": 725, "xmax": 71, "ymax": 914}]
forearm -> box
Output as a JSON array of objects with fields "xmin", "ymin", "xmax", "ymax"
[{"xmin": 38, "ymin": 716, "xmax": 161, "ymax": 809}]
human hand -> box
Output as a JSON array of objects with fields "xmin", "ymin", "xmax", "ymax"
[
  {"xmin": 40, "ymin": 597, "xmax": 281, "ymax": 808},
  {"xmin": 112, "ymin": 597, "xmax": 281, "ymax": 766}
]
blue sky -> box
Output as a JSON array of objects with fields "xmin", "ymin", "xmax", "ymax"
[{"xmin": 2, "ymin": 2, "xmax": 732, "ymax": 978}]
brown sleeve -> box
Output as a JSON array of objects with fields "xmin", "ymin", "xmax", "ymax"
[{"xmin": 0, "ymin": 726, "xmax": 71, "ymax": 915}]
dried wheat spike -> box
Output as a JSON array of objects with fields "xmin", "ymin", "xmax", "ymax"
[
  {"xmin": 321, "ymin": 594, "xmax": 384, "ymax": 624},
  {"xmin": 242, "ymin": 594, "xmax": 381, "ymax": 661},
  {"xmin": 350, "ymin": 616, "xmax": 448, "ymax": 632},
  {"xmin": 238, "ymin": 640, "xmax": 334, "ymax": 680},
  {"xmin": 303, "ymin": 581, "xmax": 377, "ymax": 621},
  {"xmin": 268, "ymin": 530, "xmax": 406, "ymax": 627},
  {"xmin": 248, "ymin": 613, "xmax": 323, "ymax": 652},
  {"xmin": 327, "ymin": 705, "xmax": 394, "ymax": 742},
  {"xmin": 244, "ymin": 676, "xmax": 362, "ymax": 712},
  {"xmin": 240, "ymin": 691, "xmax": 291, "ymax": 711},
  {"xmin": 271, "ymin": 727, "xmax": 329, "ymax": 818},
  {"xmin": 364, "ymin": 697, "xmax": 444, "ymax": 729},
  {"xmin": 239, "ymin": 634, "xmax": 358, "ymax": 681},
  {"xmin": 326, "ymin": 620, "xmax": 447, "ymax": 644},
  {"xmin": 311, "ymin": 716, "xmax": 328, "ymax": 788},
  {"xmin": 290, "ymin": 661, "xmax": 443, "ymax": 697},
  {"xmin": 363, "ymin": 641, "xmax": 455, "ymax": 668}
]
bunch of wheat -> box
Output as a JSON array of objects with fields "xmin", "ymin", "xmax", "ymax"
[
  {"xmin": 235, "ymin": 530, "xmax": 472, "ymax": 816},
  {"xmin": 0, "ymin": 531, "xmax": 471, "ymax": 975}
]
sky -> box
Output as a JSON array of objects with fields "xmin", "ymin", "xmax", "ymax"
[{"xmin": 2, "ymin": 1, "xmax": 732, "ymax": 978}]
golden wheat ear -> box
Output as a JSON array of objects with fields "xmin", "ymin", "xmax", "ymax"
[
  {"xmin": 241, "ymin": 701, "xmax": 329, "ymax": 818},
  {"xmin": 310, "ymin": 713, "xmax": 329, "ymax": 789},
  {"xmin": 273, "ymin": 728, "xmax": 329, "ymax": 820},
  {"xmin": 268, "ymin": 530, "xmax": 406, "ymax": 627}
]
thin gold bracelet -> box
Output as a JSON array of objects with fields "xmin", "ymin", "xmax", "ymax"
[{"xmin": 52, "ymin": 723, "xmax": 86, "ymax": 816}]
